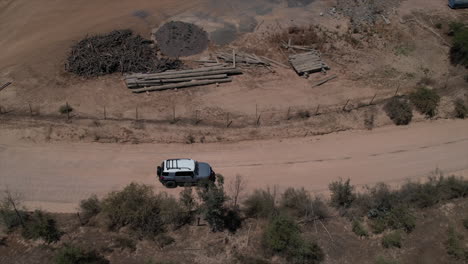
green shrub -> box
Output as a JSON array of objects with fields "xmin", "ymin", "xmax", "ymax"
[
  {"xmin": 197, "ymin": 175, "xmax": 230, "ymax": 232},
  {"xmin": 449, "ymin": 22, "xmax": 468, "ymax": 67},
  {"xmin": 54, "ymin": 245, "xmax": 109, "ymax": 264},
  {"xmin": 384, "ymin": 206, "xmax": 415, "ymax": 233},
  {"xmin": 375, "ymin": 256, "xmax": 400, "ymax": 264},
  {"xmin": 155, "ymin": 233, "xmax": 175, "ymax": 248},
  {"xmin": 22, "ymin": 210, "xmax": 61, "ymax": 244},
  {"xmin": 454, "ymin": 98, "xmax": 467, "ymax": 119},
  {"xmin": 409, "ymin": 87, "xmax": 440, "ymax": 117},
  {"xmin": 463, "ymin": 219, "xmax": 468, "ymax": 230},
  {"xmin": 0, "ymin": 207, "xmax": 27, "ymax": 232},
  {"xmin": 288, "ymin": 239, "xmax": 324, "ymax": 264},
  {"xmin": 382, "ymin": 231, "xmax": 402, "ymax": 248},
  {"xmin": 244, "ymin": 188, "xmax": 277, "ymax": 218},
  {"xmin": 399, "ymin": 176, "xmax": 468, "ymax": 208},
  {"xmin": 179, "ymin": 186, "xmax": 197, "ymax": 212},
  {"xmin": 262, "ymin": 215, "xmax": 324, "ymax": 263},
  {"xmin": 113, "ymin": 236, "xmax": 136, "ymax": 251},
  {"xmin": 281, "ymin": 188, "xmax": 329, "ymax": 220},
  {"xmin": 79, "ymin": 195, "xmax": 101, "ymax": 223},
  {"xmin": 224, "ymin": 208, "xmax": 242, "ymax": 233},
  {"xmin": 263, "ymin": 215, "xmax": 301, "ymax": 253},
  {"xmin": 352, "ymin": 220, "xmax": 368, "ymax": 237},
  {"xmin": 446, "ymin": 226, "xmax": 468, "ymax": 261},
  {"xmin": 384, "ymin": 97, "xmax": 413, "ymax": 125},
  {"xmin": 59, "ymin": 104, "xmax": 73, "ymax": 114},
  {"xmin": 329, "ymin": 178, "xmax": 355, "ymax": 208},
  {"xmin": 101, "ymin": 183, "xmax": 164, "ymax": 237}
]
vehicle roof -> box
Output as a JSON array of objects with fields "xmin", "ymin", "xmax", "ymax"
[{"xmin": 163, "ymin": 159, "xmax": 196, "ymax": 172}]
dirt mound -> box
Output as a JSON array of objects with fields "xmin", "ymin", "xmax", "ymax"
[
  {"xmin": 154, "ymin": 21, "xmax": 209, "ymax": 57},
  {"xmin": 336, "ymin": 0, "xmax": 399, "ymax": 26},
  {"xmin": 66, "ymin": 29, "xmax": 182, "ymax": 77}
]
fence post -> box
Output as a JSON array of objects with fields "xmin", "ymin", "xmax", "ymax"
[
  {"xmin": 287, "ymin": 107, "xmax": 291, "ymax": 120},
  {"xmin": 28, "ymin": 103, "xmax": 33, "ymax": 116},
  {"xmin": 103, "ymin": 106, "xmax": 107, "ymax": 120},
  {"xmin": 369, "ymin": 94, "xmax": 377, "ymax": 105},
  {"xmin": 342, "ymin": 99, "xmax": 350, "ymax": 112},
  {"xmin": 394, "ymin": 85, "xmax": 400, "ymax": 97},
  {"xmin": 66, "ymin": 101, "xmax": 70, "ymax": 120},
  {"xmin": 172, "ymin": 104, "xmax": 176, "ymax": 122},
  {"xmin": 315, "ymin": 105, "xmax": 320, "ymax": 116},
  {"xmin": 135, "ymin": 106, "xmax": 139, "ymax": 121}
]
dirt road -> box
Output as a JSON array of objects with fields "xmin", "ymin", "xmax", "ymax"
[{"xmin": 1, "ymin": 119, "xmax": 467, "ymax": 212}]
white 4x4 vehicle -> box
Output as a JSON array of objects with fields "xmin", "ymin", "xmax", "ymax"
[{"xmin": 156, "ymin": 159, "xmax": 216, "ymax": 188}]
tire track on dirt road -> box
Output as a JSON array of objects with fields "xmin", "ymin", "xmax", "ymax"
[{"xmin": 0, "ymin": 119, "xmax": 467, "ymax": 212}]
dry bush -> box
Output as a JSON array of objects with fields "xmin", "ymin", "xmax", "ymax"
[
  {"xmin": 329, "ymin": 178, "xmax": 356, "ymax": 209},
  {"xmin": 244, "ymin": 188, "xmax": 278, "ymax": 219},
  {"xmin": 22, "ymin": 210, "xmax": 62, "ymax": 244},
  {"xmin": 409, "ymin": 87, "xmax": 440, "ymax": 118},
  {"xmin": 280, "ymin": 188, "xmax": 329, "ymax": 221},
  {"xmin": 54, "ymin": 245, "xmax": 109, "ymax": 264},
  {"xmin": 66, "ymin": 29, "xmax": 182, "ymax": 77},
  {"xmin": 454, "ymin": 98, "xmax": 467, "ymax": 119},
  {"xmin": 101, "ymin": 183, "xmax": 165, "ymax": 237},
  {"xmin": 382, "ymin": 231, "xmax": 402, "ymax": 248},
  {"xmin": 79, "ymin": 195, "xmax": 101, "ymax": 224},
  {"xmin": 384, "ymin": 97, "xmax": 413, "ymax": 125}
]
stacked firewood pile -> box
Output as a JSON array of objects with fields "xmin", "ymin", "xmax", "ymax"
[
  {"xmin": 288, "ymin": 51, "xmax": 329, "ymax": 76},
  {"xmin": 66, "ymin": 30, "xmax": 182, "ymax": 77},
  {"xmin": 124, "ymin": 66, "xmax": 242, "ymax": 93}
]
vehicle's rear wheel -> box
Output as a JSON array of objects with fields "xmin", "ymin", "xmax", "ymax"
[{"xmin": 164, "ymin": 181, "xmax": 177, "ymax": 188}]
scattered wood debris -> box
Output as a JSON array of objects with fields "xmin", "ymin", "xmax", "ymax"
[
  {"xmin": 124, "ymin": 66, "xmax": 242, "ymax": 93},
  {"xmin": 216, "ymin": 51, "xmax": 269, "ymax": 66},
  {"xmin": 311, "ymin": 74, "xmax": 338, "ymax": 87},
  {"xmin": 0, "ymin": 82, "xmax": 12, "ymax": 92},
  {"xmin": 289, "ymin": 50, "xmax": 330, "ymax": 76}
]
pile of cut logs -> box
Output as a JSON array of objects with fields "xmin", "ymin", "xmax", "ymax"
[
  {"xmin": 216, "ymin": 51, "xmax": 268, "ymax": 65},
  {"xmin": 124, "ymin": 66, "xmax": 242, "ymax": 93},
  {"xmin": 288, "ymin": 51, "xmax": 329, "ymax": 76}
]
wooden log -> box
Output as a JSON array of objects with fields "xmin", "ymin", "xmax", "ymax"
[
  {"xmin": 126, "ymin": 74, "xmax": 229, "ymax": 88},
  {"xmin": 128, "ymin": 69, "xmax": 242, "ymax": 82},
  {"xmin": 0, "ymin": 82, "xmax": 12, "ymax": 92},
  {"xmin": 260, "ymin": 56, "xmax": 290, "ymax": 68},
  {"xmin": 311, "ymin": 75, "xmax": 338, "ymax": 87},
  {"xmin": 132, "ymin": 78, "xmax": 233, "ymax": 93},
  {"xmin": 125, "ymin": 66, "xmax": 231, "ymax": 79}
]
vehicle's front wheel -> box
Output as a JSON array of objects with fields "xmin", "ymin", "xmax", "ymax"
[{"xmin": 164, "ymin": 181, "xmax": 177, "ymax": 188}]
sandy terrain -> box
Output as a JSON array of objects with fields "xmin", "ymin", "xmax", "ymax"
[{"xmin": 1, "ymin": 119, "xmax": 467, "ymax": 213}]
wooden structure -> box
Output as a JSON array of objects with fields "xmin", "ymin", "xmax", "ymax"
[{"xmin": 288, "ymin": 50, "xmax": 329, "ymax": 76}]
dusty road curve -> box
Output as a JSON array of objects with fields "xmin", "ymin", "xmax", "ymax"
[{"xmin": 1, "ymin": 119, "xmax": 467, "ymax": 212}]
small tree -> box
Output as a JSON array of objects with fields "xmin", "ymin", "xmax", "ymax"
[
  {"xmin": 329, "ymin": 178, "xmax": 355, "ymax": 208},
  {"xmin": 384, "ymin": 97, "xmax": 413, "ymax": 125},
  {"xmin": 409, "ymin": 87, "xmax": 440, "ymax": 118},
  {"xmin": 196, "ymin": 175, "xmax": 229, "ymax": 232},
  {"xmin": 454, "ymin": 98, "xmax": 467, "ymax": 119}
]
